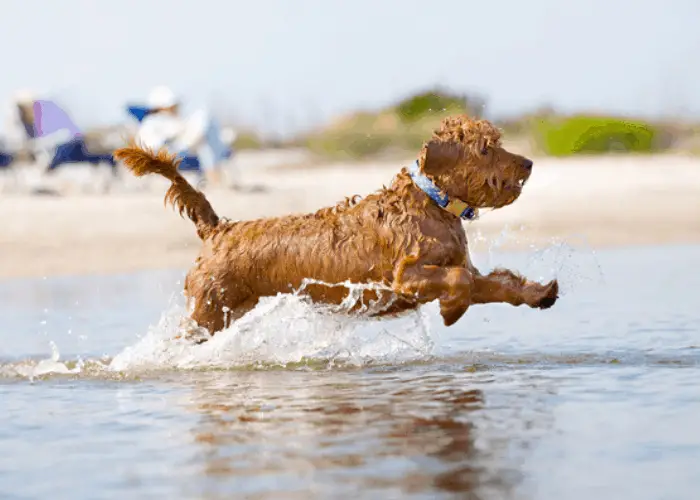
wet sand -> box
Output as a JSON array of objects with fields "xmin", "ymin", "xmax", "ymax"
[{"xmin": 1, "ymin": 152, "xmax": 699, "ymax": 279}]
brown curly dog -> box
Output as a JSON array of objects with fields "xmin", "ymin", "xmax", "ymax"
[{"xmin": 114, "ymin": 116, "xmax": 558, "ymax": 339}]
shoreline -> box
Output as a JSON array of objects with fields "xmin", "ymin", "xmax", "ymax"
[{"xmin": 1, "ymin": 154, "xmax": 699, "ymax": 280}]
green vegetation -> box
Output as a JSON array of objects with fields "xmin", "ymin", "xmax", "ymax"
[
  {"xmin": 215, "ymin": 89, "xmax": 700, "ymax": 160},
  {"xmin": 395, "ymin": 88, "xmax": 473, "ymax": 123},
  {"xmin": 304, "ymin": 88, "xmax": 482, "ymax": 160},
  {"xmin": 301, "ymin": 88, "xmax": 687, "ymax": 160},
  {"xmin": 530, "ymin": 115, "xmax": 661, "ymax": 156}
]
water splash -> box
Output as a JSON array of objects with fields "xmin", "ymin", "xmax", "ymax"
[
  {"xmin": 109, "ymin": 280, "xmax": 435, "ymax": 372},
  {"xmin": 0, "ymin": 233, "xmax": 609, "ymax": 380},
  {"xmin": 470, "ymin": 222, "xmax": 606, "ymax": 295},
  {"xmin": 4, "ymin": 341, "xmax": 83, "ymax": 381}
]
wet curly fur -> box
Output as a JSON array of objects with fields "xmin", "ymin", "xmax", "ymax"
[{"xmin": 114, "ymin": 115, "xmax": 558, "ymax": 339}]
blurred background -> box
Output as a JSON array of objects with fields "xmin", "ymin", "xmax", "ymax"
[{"xmin": 1, "ymin": 0, "xmax": 699, "ymax": 277}]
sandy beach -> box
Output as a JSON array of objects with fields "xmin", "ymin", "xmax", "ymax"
[{"xmin": 1, "ymin": 152, "xmax": 699, "ymax": 279}]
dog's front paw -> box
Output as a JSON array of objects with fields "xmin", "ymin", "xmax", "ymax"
[
  {"xmin": 175, "ymin": 319, "xmax": 212, "ymax": 344},
  {"xmin": 530, "ymin": 279, "xmax": 559, "ymax": 309}
]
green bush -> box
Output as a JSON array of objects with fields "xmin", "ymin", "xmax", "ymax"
[
  {"xmin": 395, "ymin": 89, "xmax": 470, "ymax": 124},
  {"xmin": 299, "ymin": 87, "xmax": 491, "ymax": 160},
  {"xmin": 533, "ymin": 116, "xmax": 661, "ymax": 156}
]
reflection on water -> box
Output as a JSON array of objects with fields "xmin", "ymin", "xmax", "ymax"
[
  {"xmin": 198, "ymin": 376, "xmax": 482, "ymax": 496},
  {"xmin": 2, "ymin": 363, "xmax": 698, "ymax": 499},
  {"xmin": 179, "ymin": 368, "xmax": 549, "ymax": 499}
]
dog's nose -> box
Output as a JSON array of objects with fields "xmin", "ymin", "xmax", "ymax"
[{"xmin": 522, "ymin": 159, "xmax": 533, "ymax": 171}]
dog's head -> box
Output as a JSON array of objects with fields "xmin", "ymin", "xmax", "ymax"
[{"xmin": 418, "ymin": 115, "xmax": 533, "ymax": 209}]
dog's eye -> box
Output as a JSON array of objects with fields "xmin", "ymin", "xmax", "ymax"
[{"xmin": 480, "ymin": 143, "xmax": 489, "ymax": 155}]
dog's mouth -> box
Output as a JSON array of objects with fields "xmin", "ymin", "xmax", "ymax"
[{"xmin": 509, "ymin": 176, "xmax": 528, "ymax": 192}]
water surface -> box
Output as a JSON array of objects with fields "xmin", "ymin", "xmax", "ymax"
[{"xmin": 1, "ymin": 244, "xmax": 698, "ymax": 499}]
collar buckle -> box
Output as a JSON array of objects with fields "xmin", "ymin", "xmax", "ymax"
[
  {"xmin": 445, "ymin": 198, "xmax": 477, "ymax": 220},
  {"xmin": 408, "ymin": 160, "xmax": 478, "ymax": 222}
]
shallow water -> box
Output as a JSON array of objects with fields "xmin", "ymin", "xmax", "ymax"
[{"xmin": 1, "ymin": 244, "xmax": 698, "ymax": 499}]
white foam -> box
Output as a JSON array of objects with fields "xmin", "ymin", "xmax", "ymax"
[
  {"xmin": 109, "ymin": 280, "xmax": 435, "ymax": 372},
  {"xmin": 6, "ymin": 341, "xmax": 83, "ymax": 381}
]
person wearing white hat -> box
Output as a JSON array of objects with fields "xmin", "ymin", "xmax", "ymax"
[
  {"xmin": 136, "ymin": 85, "xmax": 230, "ymax": 187},
  {"xmin": 136, "ymin": 86, "xmax": 186, "ymax": 151}
]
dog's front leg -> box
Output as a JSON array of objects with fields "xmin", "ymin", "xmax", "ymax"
[
  {"xmin": 394, "ymin": 261, "xmax": 474, "ymax": 326},
  {"xmin": 470, "ymin": 268, "xmax": 558, "ymax": 309}
]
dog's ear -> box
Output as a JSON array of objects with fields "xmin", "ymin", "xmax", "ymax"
[{"xmin": 422, "ymin": 140, "xmax": 465, "ymax": 177}]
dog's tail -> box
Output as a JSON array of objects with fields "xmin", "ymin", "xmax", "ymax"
[{"xmin": 113, "ymin": 144, "xmax": 219, "ymax": 240}]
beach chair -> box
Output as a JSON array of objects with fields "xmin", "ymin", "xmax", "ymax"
[{"xmin": 22, "ymin": 99, "xmax": 117, "ymax": 174}]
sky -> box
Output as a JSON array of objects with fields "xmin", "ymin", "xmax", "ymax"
[{"xmin": 2, "ymin": 0, "xmax": 699, "ymax": 136}]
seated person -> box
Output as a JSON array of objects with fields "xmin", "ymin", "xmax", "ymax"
[{"xmin": 135, "ymin": 86, "xmax": 231, "ymax": 187}]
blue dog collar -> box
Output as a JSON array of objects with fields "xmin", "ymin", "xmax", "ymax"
[{"xmin": 408, "ymin": 160, "xmax": 478, "ymax": 221}]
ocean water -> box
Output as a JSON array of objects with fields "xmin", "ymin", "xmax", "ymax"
[{"xmin": 0, "ymin": 244, "xmax": 698, "ymax": 500}]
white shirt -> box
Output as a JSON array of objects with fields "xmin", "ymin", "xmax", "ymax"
[{"xmin": 136, "ymin": 109, "xmax": 209, "ymax": 154}]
